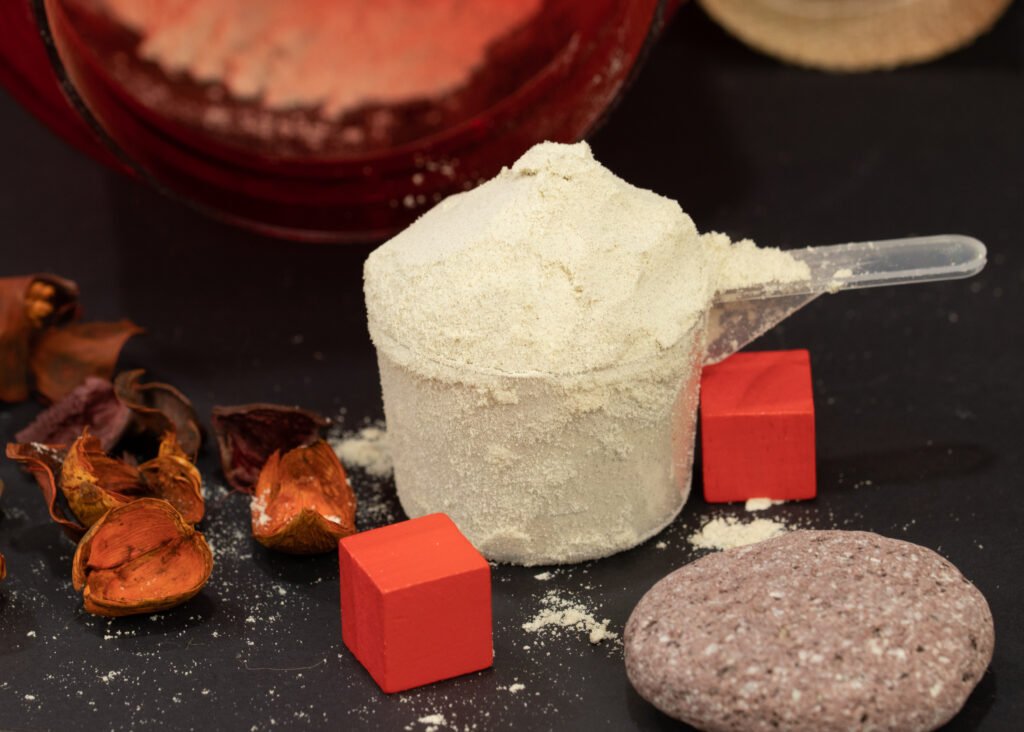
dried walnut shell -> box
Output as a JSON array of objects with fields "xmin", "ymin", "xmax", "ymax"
[
  {"xmin": 252, "ymin": 440, "xmax": 356, "ymax": 554},
  {"xmin": 72, "ymin": 498, "xmax": 213, "ymax": 617}
]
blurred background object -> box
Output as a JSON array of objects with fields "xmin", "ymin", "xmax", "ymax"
[
  {"xmin": 0, "ymin": 0, "xmax": 676, "ymax": 241},
  {"xmin": 699, "ymin": 0, "xmax": 1014, "ymax": 71}
]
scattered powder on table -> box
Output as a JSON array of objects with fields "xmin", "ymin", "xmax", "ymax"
[
  {"xmin": 330, "ymin": 424, "xmax": 392, "ymax": 478},
  {"xmin": 688, "ymin": 516, "xmax": 789, "ymax": 551},
  {"xmin": 744, "ymin": 497, "xmax": 785, "ymax": 512},
  {"xmin": 417, "ymin": 713, "xmax": 447, "ymax": 731},
  {"xmin": 533, "ymin": 571, "xmax": 553, "ymax": 581},
  {"xmin": 507, "ymin": 683, "xmax": 526, "ymax": 694},
  {"xmin": 522, "ymin": 590, "xmax": 617, "ymax": 645},
  {"xmin": 250, "ymin": 493, "xmax": 270, "ymax": 528}
]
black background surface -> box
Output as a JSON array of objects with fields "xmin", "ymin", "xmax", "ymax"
[{"xmin": 1, "ymin": 4, "xmax": 1022, "ymax": 730}]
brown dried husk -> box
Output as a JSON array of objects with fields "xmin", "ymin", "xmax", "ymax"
[
  {"xmin": 72, "ymin": 498, "xmax": 213, "ymax": 617},
  {"xmin": 212, "ymin": 403, "xmax": 329, "ymax": 493},
  {"xmin": 30, "ymin": 320, "xmax": 144, "ymax": 403},
  {"xmin": 138, "ymin": 433, "xmax": 204, "ymax": 524},
  {"xmin": 114, "ymin": 370, "xmax": 202, "ymax": 461},
  {"xmin": 14, "ymin": 376, "xmax": 131, "ymax": 451},
  {"xmin": 252, "ymin": 440, "xmax": 356, "ymax": 554},
  {"xmin": 0, "ymin": 274, "xmax": 80, "ymax": 403},
  {"xmin": 5, "ymin": 441, "xmax": 83, "ymax": 540},
  {"xmin": 61, "ymin": 431, "xmax": 141, "ymax": 528}
]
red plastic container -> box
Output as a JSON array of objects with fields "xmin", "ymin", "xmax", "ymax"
[{"xmin": 2, "ymin": 0, "xmax": 673, "ymax": 242}]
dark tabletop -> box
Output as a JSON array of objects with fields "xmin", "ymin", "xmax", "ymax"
[{"xmin": 1, "ymin": 4, "xmax": 1022, "ymax": 731}]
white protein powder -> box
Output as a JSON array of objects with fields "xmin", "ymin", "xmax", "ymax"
[{"xmin": 364, "ymin": 141, "xmax": 807, "ymax": 565}]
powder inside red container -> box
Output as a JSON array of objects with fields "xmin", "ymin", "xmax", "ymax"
[{"xmin": 99, "ymin": 0, "xmax": 542, "ymax": 118}]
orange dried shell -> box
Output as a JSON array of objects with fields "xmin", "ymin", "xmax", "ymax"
[
  {"xmin": 61, "ymin": 430, "xmax": 141, "ymax": 528},
  {"xmin": 138, "ymin": 433, "xmax": 205, "ymax": 524},
  {"xmin": 72, "ymin": 498, "xmax": 213, "ymax": 617},
  {"xmin": 5, "ymin": 441, "xmax": 84, "ymax": 540},
  {"xmin": 252, "ymin": 440, "xmax": 356, "ymax": 554},
  {"xmin": 698, "ymin": 0, "xmax": 1013, "ymax": 72}
]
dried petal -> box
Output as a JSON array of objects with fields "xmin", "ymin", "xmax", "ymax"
[
  {"xmin": 72, "ymin": 498, "xmax": 213, "ymax": 617},
  {"xmin": 114, "ymin": 370, "xmax": 201, "ymax": 461},
  {"xmin": 0, "ymin": 274, "xmax": 79, "ymax": 403},
  {"xmin": 61, "ymin": 431, "xmax": 142, "ymax": 528},
  {"xmin": 5, "ymin": 441, "xmax": 83, "ymax": 540},
  {"xmin": 138, "ymin": 433, "xmax": 205, "ymax": 524},
  {"xmin": 252, "ymin": 440, "xmax": 356, "ymax": 554},
  {"xmin": 31, "ymin": 320, "xmax": 143, "ymax": 403},
  {"xmin": 212, "ymin": 404, "xmax": 329, "ymax": 493},
  {"xmin": 15, "ymin": 377, "xmax": 131, "ymax": 451}
]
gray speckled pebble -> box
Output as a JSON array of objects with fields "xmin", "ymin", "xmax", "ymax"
[{"xmin": 625, "ymin": 530, "xmax": 994, "ymax": 732}]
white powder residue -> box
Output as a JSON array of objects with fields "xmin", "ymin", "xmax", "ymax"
[
  {"xmin": 417, "ymin": 713, "xmax": 447, "ymax": 731},
  {"xmin": 251, "ymin": 493, "xmax": 271, "ymax": 528},
  {"xmin": 688, "ymin": 516, "xmax": 789, "ymax": 551},
  {"xmin": 522, "ymin": 590, "xmax": 617, "ymax": 645},
  {"xmin": 708, "ymin": 234, "xmax": 811, "ymax": 294},
  {"xmin": 744, "ymin": 497, "xmax": 785, "ymax": 512},
  {"xmin": 508, "ymin": 683, "xmax": 526, "ymax": 694},
  {"xmin": 364, "ymin": 141, "xmax": 809, "ymax": 566},
  {"xmin": 330, "ymin": 424, "xmax": 392, "ymax": 478},
  {"xmin": 828, "ymin": 267, "xmax": 855, "ymax": 293},
  {"xmin": 533, "ymin": 572, "xmax": 553, "ymax": 581}
]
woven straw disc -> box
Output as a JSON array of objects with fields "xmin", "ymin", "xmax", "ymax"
[{"xmin": 698, "ymin": 0, "xmax": 1014, "ymax": 71}]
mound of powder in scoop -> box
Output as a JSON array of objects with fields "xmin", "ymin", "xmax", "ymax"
[{"xmin": 366, "ymin": 141, "xmax": 718, "ymax": 375}]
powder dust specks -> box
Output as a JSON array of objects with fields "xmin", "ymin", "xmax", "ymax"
[
  {"xmin": 521, "ymin": 590, "xmax": 618, "ymax": 646},
  {"xmin": 330, "ymin": 422, "xmax": 393, "ymax": 479},
  {"xmin": 328, "ymin": 418, "xmax": 401, "ymax": 529}
]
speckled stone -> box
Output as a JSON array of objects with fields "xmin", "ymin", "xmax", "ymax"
[{"xmin": 624, "ymin": 530, "xmax": 994, "ymax": 732}]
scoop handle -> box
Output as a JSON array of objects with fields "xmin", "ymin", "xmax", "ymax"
[
  {"xmin": 714, "ymin": 234, "xmax": 987, "ymax": 303},
  {"xmin": 705, "ymin": 234, "xmax": 987, "ymax": 365}
]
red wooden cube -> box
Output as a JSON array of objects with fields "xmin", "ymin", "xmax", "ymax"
[
  {"xmin": 700, "ymin": 349, "xmax": 816, "ymax": 503},
  {"xmin": 338, "ymin": 513, "xmax": 493, "ymax": 693}
]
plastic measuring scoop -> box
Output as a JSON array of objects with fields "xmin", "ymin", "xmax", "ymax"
[{"xmin": 705, "ymin": 234, "xmax": 987, "ymax": 364}]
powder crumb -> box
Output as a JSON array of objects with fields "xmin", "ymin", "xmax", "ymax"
[
  {"xmin": 251, "ymin": 494, "xmax": 271, "ymax": 528},
  {"xmin": 655, "ymin": 541, "xmax": 668, "ymax": 550},
  {"xmin": 533, "ymin": 572, "xmax": 553, "ymax": 581},
  {"xmin": 26, "ymin": 631, "xmax": 36, "ymax": 638},
  {"xmin": 522, "ymin": 590, "xmax": 618, "ymax": 645},
  {"xmin": 507, "ymin": 683, "xmax": 526, "ymax": 694},
  {"xmin": 330, "ymin": 424, "xmax": 393, "ymax": 478},
  {"xmin": 688, "ymin": 516, "xmax": 789, "ymax": 551},
  {"xmin": 744, "ymin": 497, "xmax": 785, "ymax": 512},
  {"xmin": 417, "ymin": 713, "xmax": 447, "ymax": 731}
]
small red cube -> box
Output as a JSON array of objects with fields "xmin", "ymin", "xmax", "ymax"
[
  {"xmin": 700, "ymin": 349, "xmax": 816, "ymax": 503},
  {"xmin": 338, "ymin": 513, "xmax": 493, "ymax": 693}
]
